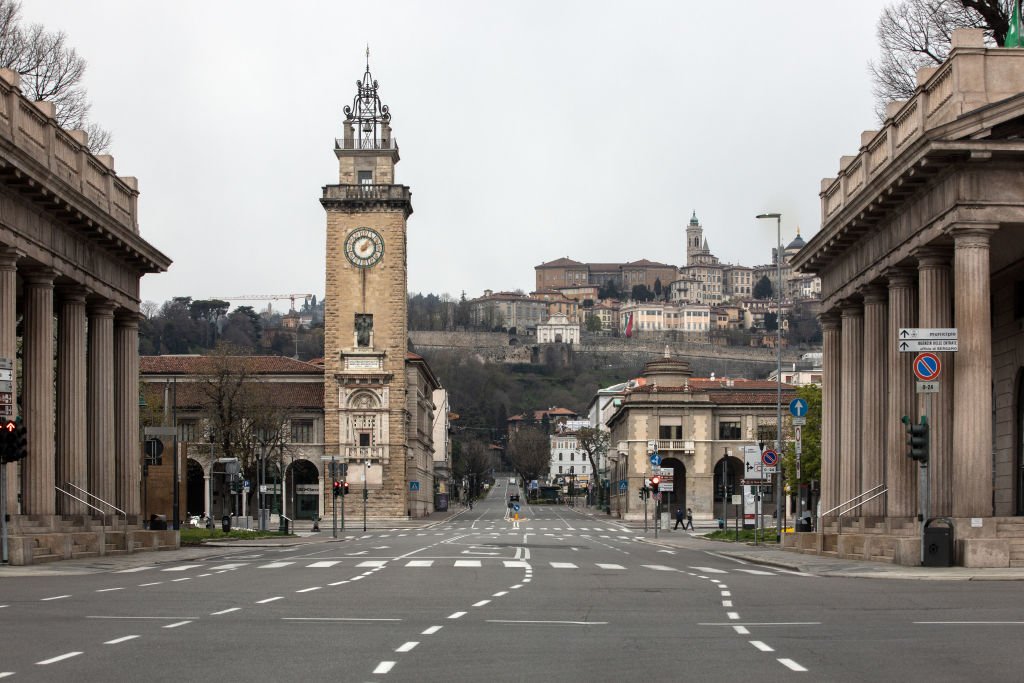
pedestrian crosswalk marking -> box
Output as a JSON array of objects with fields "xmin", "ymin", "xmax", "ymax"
[
  {"xmin": 550, "ymin": 562, "xmax": 577, "ymax": 569},
  {"xmin": 258, "ymin": 562, "xmax": 294, "ymax": 569},
  {"xmin": 356, "ymin": 560, "xmax": 387, "ymax": 568},
  {"xmin": 689, "ymin": 566, "xmax": 728, "ymax": 574},
  {"xmin": 209, "ymin": 563, "xmax": 248, "ymax": 570},
  {"xmin": 454, "ymin": 560, "xmax": 481, "ymax": 567},
  {"xmin": 503, "ymin": 561, "xmax": 530, "ymax": 568},
  {"xmin": 596, "ymin": 563, "xmax": 625, "ymax": 570},
  {"xmin": 642, "ymin": 564, "xmax": 676, "ymax": 571},
  {"xmin": 406, "ymin": 560, "xmax": 433, "ymax": 567},
  {"xmin": 162, "ymin": 565, "xmax": 202, "ymax": 572},
  {"xmin": 307, "ymin": 561, "xmax": 341, "ymax": 568}
]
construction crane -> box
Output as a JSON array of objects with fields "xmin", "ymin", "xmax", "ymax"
[{"xmin": 208, "ymin": 293, "xmax": 314, "ymax": 312}]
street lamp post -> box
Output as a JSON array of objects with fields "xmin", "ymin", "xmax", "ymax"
[{"xmin": 756, "ymin": 212, "xmax": 784, "ymax": 541}]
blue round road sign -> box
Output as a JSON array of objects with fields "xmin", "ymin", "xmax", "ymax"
[
  {"xmin": 513, "ymin": 503, "xmax": 520, "ymax": 513},
  {"xmin": 913, "ymin": 352, "xmax": 941, "ymax": 382},
  {"xmin": 789, "ymin": 398, "xmax": 809, "ymax": 417},
  {"xmin": 649, "ymin": 453, "xmax": 661, "ymax": 467}
]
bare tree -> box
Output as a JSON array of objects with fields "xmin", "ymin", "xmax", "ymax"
[
  {"xmin": 0, "ymin": 0, "xmax": 111, "ymax": 152},
  {"xmin": 506, "ymin": 427, "xmax": 550, "ymax": 486},
  {"xmin": 575, "ymin": 426, "xmax": 609, "ymax": 504},
  {"xmin": 869, "ymin": 0, "xmax": 1008, "ymax": 120}
]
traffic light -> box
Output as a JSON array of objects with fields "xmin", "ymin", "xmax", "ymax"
[
  {"xmin": 1, "ymin": 417, "xmax": 27, "ymax": 464},
  {"xmin": 343, "ymin": 481, "xmax": 350, "ymax": 496},
  {"xmin": 333, "ymin": 480, "xmax": 342, "ymax": 498},
  {"xmin": 902, "ymin": 415, "xmax": 929, "ymax": 463},
  {"xmin": 650, "ymin": 476, "xmax": 660, "ymax": 495}
]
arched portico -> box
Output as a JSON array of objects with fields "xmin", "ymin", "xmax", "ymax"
[
  {"xmin": 714, "ymin": 455, "xmax": 744, "ymax": 520},
  {"xmin": 286, "ymin": 459, "xmax": 320, "ymax": 520},
  {"xmin": 660, "ymin": 457, "xmax": 687, "ymax": 516}
]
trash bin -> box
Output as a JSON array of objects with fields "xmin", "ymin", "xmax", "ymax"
[
  {"xmin": 717, "ymin": 518, "xmax": 725, "ymax": 529},
  {"xmin": 797, "ymin": 517, "xmax": 813, "ymax": 532},
  {"xmin": 923, "ymin": 518, "xmax": 954, "ymax": 567},
  {"xmin": 221, "ymin": 515, "xmax": 231, "ymax": 533},
  {"xmin": 279, "ymin": 518, "xmax": 289, "ymax": 534}
]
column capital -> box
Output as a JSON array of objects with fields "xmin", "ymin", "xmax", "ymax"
[
  {"xmin": 114, "ymin": 309, "xmax": 144, "ymax": 326},
  {"xmin": 87, "ymin": 299, "xmax": 116, "ymax": 317},
  {"xmin": 22, "ymin": 267, "xmax": 57, "ymax": 286},
  {"xmin": 56, "ymin": 285, "xmax": 88, "ymax": 305},
  {"xmin": 820, "ymin": 310, "xmax": 842, "ymax": 329},
  {"xmin": 949, "ymin": 223, "xmax": 998, "ymax": 248},
  {"xmin": 884, "ymin": 267, "xmax": 916, "ymax": 289},
  {"xmin": 914, "ymin": 245, "xmax": 953, "ymax": 269},
  {"xmin": 0, "ymin": 246, "xmax": 19, "ymax": 270},
  {"xmin": 861, "ymin": 284, "xmax": 888, "ymax": 305},
  {"xmin": 840, "ymin": 298, "xmax": 864, "ymax": 317}
]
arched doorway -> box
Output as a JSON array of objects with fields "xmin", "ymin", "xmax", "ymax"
[
  {"xmin": 1017, "ymin": 370, "xmax": 1024, "ymax": 516},
  {"xmin": 660, "ymin": 457, "xmax": 687, "ymax": 516},
  {"xmin": 286, "ymin": 460, "xmax": 320, "ymax": 520},
  {"xmin": 186, "ymin": 458, "xmax": 205, "ymax": 518},
  {"xmin": 714, "ymin": 455, "xmax": 744, "ymax": 520}
]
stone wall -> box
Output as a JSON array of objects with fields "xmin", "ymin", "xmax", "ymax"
[{"xmin": 408, "ymin": 331, "xmax": 807, "ymax": 379}]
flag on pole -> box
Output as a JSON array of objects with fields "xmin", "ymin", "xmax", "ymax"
[
  {"xmin": 1007, "ymin": 0, "xmax": 1022, "ymax": 48},
  {"xmin": 623, "ymin": 311, "xmax": 634, "ymax": 338}
]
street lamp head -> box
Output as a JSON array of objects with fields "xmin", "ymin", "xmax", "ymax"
[{"xmin": 756, "ymin": 213, "xmax": 781, "ymax": 219}]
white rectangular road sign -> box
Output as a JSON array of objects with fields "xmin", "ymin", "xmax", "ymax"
[
  {"xmin": 898, "ymin": 339, "xmax": 958, "ymax": 353},
  {"xmin": 743, "ymin": 444, "xmax": 766, "ymax": 480},
  {"xmin": 916, "ymin": 381, "xmax": 940, "ymax": 394},
  {"xmin": 899, "ymin": 328, "xmax": 957, "ymax": 340}
]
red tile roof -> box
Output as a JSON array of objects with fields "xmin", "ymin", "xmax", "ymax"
[{"xmin": 537, "ymin": 257, "xmax": 586, "ymax": 268}]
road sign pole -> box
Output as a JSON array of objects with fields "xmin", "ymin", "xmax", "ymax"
[
  {"xmin": 331, "ymin": 457, "xmax": 338, "ymax": 539},
  {"xmin": 920, "ymin": 393, "xmax": 932, "ymax": 566},
  {"xmin": 1, "ymin": 461, "xmax": 8, "ymax": 564}
]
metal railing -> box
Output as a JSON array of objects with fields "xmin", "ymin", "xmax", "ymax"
[
  {"xmin": 54, "ymin": 486, "xmax": 118, "ymax": 531},
  {"xmin": 818, "ymin": 484, "xmax": 887, "ymax": 535},
  {"xmin": 62, "ymin": 482, "xmax": 128, "ymax": 532}
]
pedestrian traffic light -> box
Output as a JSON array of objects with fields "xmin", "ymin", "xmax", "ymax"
[
  {"xmin": 0, "ymin": 418, "xmax": 14, "ymax": 463},
  {"xmin": 343, "ymin": 481, "xmax": 350, "ymax": 496},
  {"xmin": 333, "ymin": 480, "xmax": 342, "ymax": 498},
  {"xmin": 650, "ymin": 476, "xmax": 660, "ymax": 494},
  {"xmin": 902, "ymin": 415, "xmax": 929, "ymax": 463}
]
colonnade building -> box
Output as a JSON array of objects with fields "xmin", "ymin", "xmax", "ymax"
[
  {"xmin": 0, "ymin": 68, "xmax": 171, "ymax": 563},
  {"xmin": 790, "ymin": 30, "xmax": 1024, "ymax": 567}
]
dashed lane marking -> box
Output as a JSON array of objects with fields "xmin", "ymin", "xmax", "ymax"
[
  {"xmin": 422, "ymin": 625, "xmax": 442, "ymax": 635},
  {"xmin": 778, "ymin": 659, "xmax": 807, "ymax": 672},
  {"xmin": 689, "ymin": 566, "xmax": 727, "ymax": 574},
  {"xmin": 257, "ymin": 562, "xmax": 294, "ymax": 569},
  {"xmin": 750, "ymin": 641, "xmax": 774, "ymax": 652},
  {"xmin": 395, "ymin": 642, "xmax": 418, "ymax": 652},
  {"xmin": 104, "ymin": 636, "xmax": 139, "ymax": 645},
  {"xmin": 36, "ymin": 652, "xmax": 81, "ymax": 665},
  {"xmin": 164, "ymin": 621, "xmax": 192, "ymax": 629},
  {"xmin": 373, "ymin": 661, "xmax": 395, "ymax": 674},
  {"xmin": 307, "ymin": 561, "xmax": 341, "ymax": 568},
  {"xmin": 211, "ymin": 608, "xmax": 240, "ymax": 615}
]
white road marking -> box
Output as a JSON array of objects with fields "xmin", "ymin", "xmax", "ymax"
[
  {"xmin": 296, "ymin": 587, "xmax": 321, "ymax": 593},
  {"xmin": 395, "ymin": 642, "xmax": 418, "ymax": 652},
  {"xmin": 735, "ymin": 569, "xmax": 775, "ymax": 576},
  {"xmin": 96, "ymin": 587, "xmax": 124, "ymax": 593},
  {"xmin": 750, "ymin": 641, "xmax": 774, "ymax": 652},
  {"xmin": 596, "ymin": 564, "xmax": 625, "ymax": 570},
  {"xmin": 258, "ymin": 562, "xmax": 294, "ymax": 569},
  {"xmin": 256, "ymin": 597, "xmax": 283, "ymax": 604},
  {"xmin": 550, "ymin": 562, "xmax": 577, "ymax": 569},
  {"xmin": 307, "ymin": 561, "xmax": 341, "ymax": 568},
  {"xmin": 721, "ymin": 591, "xmax": 732, "ymax": 597},
  {"xmin": 492, "ymin": 591, "xmax": 508, "ymax": 597},
  {"xmin": 642, "ymin": 565, "xmax": 676, "ymax": 571},
  {"xmin": 172, "ymin": 578, "xmax": 191, "ymax": 582},
  {"xmin": 487, "ymin": 620, "xmax": 606, "ymax": 625},
  {"xmin": 472, "ymin": 600, "xmax": 491, "ymax": 607},
  {"xmin": 422, "ymin": 625, "xmax": 442, "ymax": 635},
  {"xmin": 328, "ymin": 581, "xmax": 350, "ymax": 586},
  {"xmin": 116, "ymin": 566, "xmax": 155, "ymax": 573},
  {"xmin": 448, "ymin": 611, "xmax": 466, "ymax": 619},
  {"xmin": 163, "ymin": 621, "xmax": 192, "ymax": 629},
  {"xmin": 914, "ymin": 621, "xmax": 1024, "ymax": 624},
  {"xmin": 104, "ymin": 635, "xmax": 139, "ymax": 644},
  {"xmin": 36, "ymin": 652, "xmax": 82, "ymax": 665},
  {"xmin": 503, "ymin": 560, "xmax": 530, "ymax": 568},
  {"xmin": 41, "ymin": 595, "xmax": 70, "ymax": 601},
  {"xmin": 454, "ymin": 560, "xmax": 481, "ymax": 567},
  {"xmin": 0, "ymin": 673, "xmax": 12, "ymax": 679},
  {"xmin": 406, "ymin": 560, "xmax": 433, "ymax": 567},
  {"xmin": 778, "ymin": 658, "xmax": 807, "ymax": 672},
  {"xmin": 161, "ymin": 565, "xmax": 202, "ymax": 572},
  {"xmin": 723, "ymin": 601, "xmax": 733, "ymax": 607},
  {"xmin": 733, "ymin": 626, "xmax": 750, "ymax": 635},
  {"xmin": 211, "ymin": 608, "xmax": 240, "ymax": 615},
  {"xmin": 727, "ymin": 612, "xmax": 740, "ymax": 620},
  {"xmin": 351, "ymin": 576, "xmax": 364, "ymax": 581},
  {"xmin": 373, "ymin": 661, "xmax": 395, "ymax": 674},
  {"xmin": 356, "ymin": 560, "xmax": 387, "ymax": 568},
  {"xmin": 198, "ymin": 573, "xmax": 212, "ymax": 577},
  {"xmin": 510, "ymin": 584, "xmax": 523, "ymax": 589}
]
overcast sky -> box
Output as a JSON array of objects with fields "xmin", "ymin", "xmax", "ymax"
[{"xmin": 23, "ymin": 1, "xmax": 893, "ymax": 311}]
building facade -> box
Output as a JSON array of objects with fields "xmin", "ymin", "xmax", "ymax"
[
  {"xmin": 536, "ymin": 312, "xmax": 580, "ymax": 344},
  {"xmin": 791, "ymin": 30, "xmax": 1024, "ymax": 567},
  {"xmin": 469, "ymin": 290, "xmax": 548, "ymax": 330}
]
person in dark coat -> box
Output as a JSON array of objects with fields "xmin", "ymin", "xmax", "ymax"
[
  {"xmin": 685, "ymin": 507, "xmax": 694, "ymax": 530},
  {"xmin": 674, "ymin": 507, "xmax": 684, "ymax": 530}
]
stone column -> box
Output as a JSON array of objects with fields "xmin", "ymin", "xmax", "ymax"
[
  {"xmin": 0, "ymin": 249, "xmax": 18, "ymax": 514},
  {"xmin": 951, "ymin": 226, "xmax": 997, "ymax": 518},
  {"xmin": 115, "ymin": 311, "xmax": 141, "ymax": 518},
  {"xmin": 886, "ymin": 270, "xmax": 917, "ymax": 518},
  {"xmin": 87, "ymin": 301, "xmax": 116, "ymax": 507},
  {"xmin": 56, "ymin": 287, "xmax": 88, "ymax": 515},
  {"xmin": 861, "ymin": 286, "xmax": 888, "ymax": 516},
  {"xmin": 820, "ymin": 311, "xmax": 842, "ymax": 516},
  {"xmin": 23, "ymin": 270, "xmax": 56, "ymax": 516},
  {"xmin": 916, "ymin": 247, "xmax": 954, "ymax": 517},
  {"xmin": 839, "ymin": 300, "xmax": 864, "ymax": 506}
]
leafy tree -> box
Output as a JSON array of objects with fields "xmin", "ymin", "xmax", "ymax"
[
  {"xmin": 765, "ymin": 311, "xmax": 778, "ymax": 333},
  {"xmin": 584, "ymin": 313, "xmax": 603, "ymax": 332},
  {"xmin": 631, "ymin": 284, "xmax": 654, "ymax": 302},
  {"xmin": 753, "ymin": 275, "xmax": 774, "ymax": 300},
  {"xmin": 653, "ymin": 278, "xmax": 663, "ymax": 298},
  {"xmin": 781, "ymin": 384, "xmax": 821, "ymax": 485},
  {"xmin": 220, "ymin": 306, "xmax": 262, "ymax": 349},
  {"xmin": 869, "ymin": 0, "xmax": 1007, "ymax": 120},
  {"xmin": 453, "ymin": 438, "xmax": 496, "ymax": 499},
  {"xmin": 598, "ymin": 279, "xmax": 620, "ymax": 300},
  {"xmin": 0, "ymin": 0, "xmax": 111, "ymax": 152}
]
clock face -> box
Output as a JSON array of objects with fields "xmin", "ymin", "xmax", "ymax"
[{"xmin": 344, "ymin": 228, "xmax": 384, "ymax": 268}]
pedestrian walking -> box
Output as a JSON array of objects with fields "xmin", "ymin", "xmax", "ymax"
[
  {"xmin": 685, "ymin": 507, "xmax": 694, "ymax": 530},
  {"xmin": 674, "ymin": 507, "xmax": 684, "ymax": 530}
]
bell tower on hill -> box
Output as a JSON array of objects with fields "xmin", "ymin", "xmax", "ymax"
[{"xmin": 321, "ymin": 54, "xmax": 413, "ymax": 519}]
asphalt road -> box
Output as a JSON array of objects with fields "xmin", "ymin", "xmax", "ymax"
[{"xmin": 2, "ymin": 480, "xmax": 1024, "ymax": 682}]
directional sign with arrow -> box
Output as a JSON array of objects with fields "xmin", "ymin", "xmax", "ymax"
[{"xmin": 898, "ymin": 327, "xmax": 958, "ymax": 352}]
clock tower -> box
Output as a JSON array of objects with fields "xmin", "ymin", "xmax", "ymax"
[{"xmin": 321, "ymin": 55, "xmax": 413, "ymax": 518}]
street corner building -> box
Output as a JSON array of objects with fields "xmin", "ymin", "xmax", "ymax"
[
  {"xmin": 0, "ymin": 68, "xmax": 172, "ymax": 564},
  {"xmin": 790, "ymin": 29, "xmax": 1024, "ymax": 567}
]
